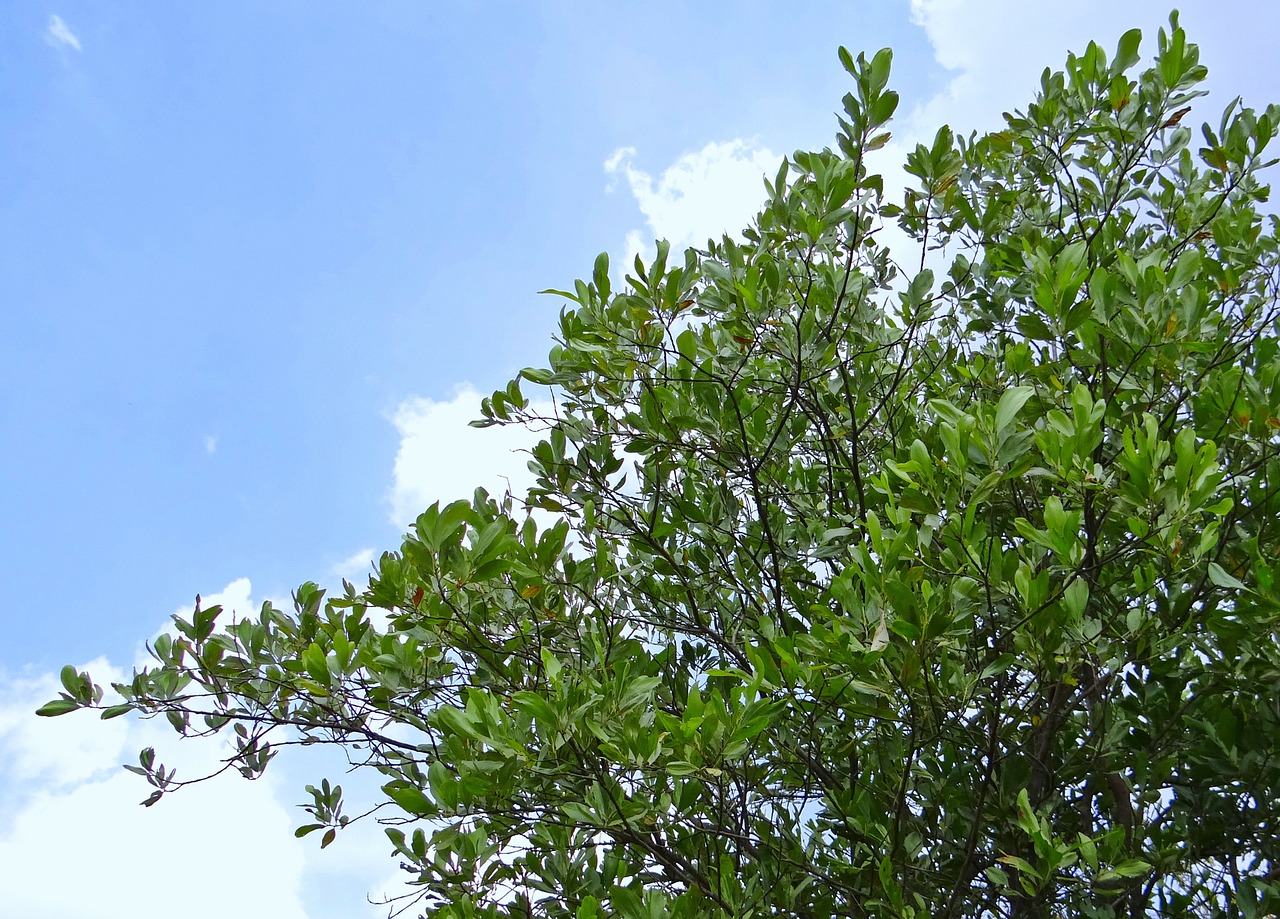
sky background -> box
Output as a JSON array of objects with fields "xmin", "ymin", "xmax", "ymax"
[{"xmin": 2, "ymin": 2, "xmax": 1278, "ymax": 916}]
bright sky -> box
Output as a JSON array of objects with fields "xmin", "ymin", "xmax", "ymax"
[{"xmin": 2, "ymin": 2, "xmax": 1277, "ymax": 916}]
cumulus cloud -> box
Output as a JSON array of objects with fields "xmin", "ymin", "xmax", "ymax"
[
  {"xmin": 45, "ymin": 14, "xmax": 82, "ymax": 52},
  {"xmin": 0, "ymin": 734, "xmax": 310, "ymax": 918},
  {"xmin": 388, "ymin": 384, "xmax": 554, "ymax": 528},
  {"xmin": 604, "ymin": 140, "xmax": 781, "ymax": 270},
  {"xmin": 0, "ymin": 657, "xmax": 128, "ymax": 790},
  {"xmin": 0, "ymin": 580, "xmax": 319, "ymax": 918}
]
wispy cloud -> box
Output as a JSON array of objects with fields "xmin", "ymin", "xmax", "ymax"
[
  {"xmin": 204, "ymin": 435, "xmax": 217, "ymax": 455},
  {"xmin": 329, "ymin": 548, "xmax": 375, "ymax": 585},
  {"xmin": 45, "ymin": 14, "xmax": 82, "ymax": 52}
]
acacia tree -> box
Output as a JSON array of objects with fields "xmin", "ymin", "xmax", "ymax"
[{"xmin": 43, "ymin": 16, "xmax": 1280, "ymax": 919}]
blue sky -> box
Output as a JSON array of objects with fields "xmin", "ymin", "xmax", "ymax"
[
  {"xmin": 1, "ymin": 2, "xmax": 933, "ymax": 670},
  {"xmin": 2, "ymin": 2, "xmax": 1278, "ymax": 917}
]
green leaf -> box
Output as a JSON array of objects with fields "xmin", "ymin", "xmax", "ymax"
[
  {"xmin": 35, "ymin": 699, "xmax": 79, "ymax": 717},
  {"xmin": 865, "ymin": 131, "xmax": 892, "ymax": 151},
  {"xmin": 520, "ymin": 366, "xmax": 554, "ymax": 385},
  {"xmin": 1207, "ymin": 562, "xmax": 1246, "ymax": 590},
  {"xmin": 1015, "ymin": 312, "xmax": 1054, "ymax": 340},
  {"xmin": 561, "ymin": 801, "xmax": 597, "ymax": 825},
  {"xmin": 837, "ymin": 46, "xmax": 857, "ymax": 77},
  {"xmin": 1161, "ymin": 25, "xmax": 1185, "ymax": 86},
  {"xmin": 433, "ymin": 704, "xmax": 488, "ymax": 744},
  {"xmin": 907, "ymin": 269, "xmax": 934, "ymax": 306},
  {"xmin": 1096, "ymin": 859, "xmax": 1151, "ymax": 882},
  {"xmin": 1015, "ymin": 788, "xmax": 1038, "ymax": 836},
  {"xmin": 1114, "ymin": 28, "xmax": 1142, "ymax": 73},
  {"xmin": 996, "ymin": 386, "xmax": 1035, "ymax": 434},
  {"xmin": 510, "ymin": 691, "xmax": 558, "ymax": 726},
  {"xmin": 537, "ymin": 288, "xmax": 581, "ymax": 304},
  {"xmin": 59, "ymin": 664, "xmax": 81, "ymax": 696},
  {"xmin": 386, "ymin": 784, "xmax": 436, "ymax": 817},
  {"xmin": 1077, "ymin": 833, "xmax": 1099, "ymax": 872},
  {"xmin": 998, "ymin": 855, "xmax": 1041, "ymax": 879},
  {"xmin": 592, "ymin": 252, "xmax": 611, "ymax": 301},
  {"xmin": 869, "ymin": 47, "xmax": 893, "ymax": 95},
  {"xmin": 1063, "ymin": 578, "xmax": 1089, "ymax": 619},
  {"xmin": 676, "ymin": 328, "xmax": 697, "ymax": 364},
  {"xmin": 303, "ymin": 643, "xmax": 330, "ymax": 686}
]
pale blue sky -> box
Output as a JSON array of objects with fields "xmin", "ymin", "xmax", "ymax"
[
  {"xmin": 1, "ymin": 2, "xmax": 930, "ymax": 670},
  {"xmin": 2, "ymin": 3, "xmax": 1278, "ymax": 917}
]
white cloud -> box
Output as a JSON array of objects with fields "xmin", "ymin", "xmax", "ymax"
[
  {"xmin": 45, "ymin": 14, "xmax": 82, "ymax": 52},
  {"xmin": 604, "ymin": 3, "xmax": 1242, "ymax": 278},
  {"xmin": 170, "ymin": 577, "xmax": 254, "ymax": 646},
  {"xmin": 0, "ymin": 735, "xmax": 310, "ymax": 919},
  {"xmin": 329, "ymin": 547, "xmax": 375, "ymax": 585},
  {"xmin": 872, "ymin": 1, "xmax": 1280, "ymax": 278},
  {"xmin": 599, "ymin": 5, "xmax": 1279, "ymax": 287},
  {"xmin": 205, "ymin": 435, "xmax": 217, "ymax": 454},
  {"xmin": 0, "ymin": 658, "xmax": 127, "ymax": 789},
  {"xmin": 387, "ymin": 384, "xmax": 552, "ymax": 528},
  {"xmin": 903, "ymin": 1, "xmax": 1177, "ymax": 142},
  {"xmin": 901, "ymin": 1, "xmax": 1280, "ymax": 149},
  {"xmin": 602, "ymin": 145, "xmax": 634, "ymax": 181},
  {"xmin": 604, "ymin": 140, "xmax": 781, "ymax": 270},
  {"xmin": 0, "ymin": 579, "xmax": 318, "ymax": 918}
]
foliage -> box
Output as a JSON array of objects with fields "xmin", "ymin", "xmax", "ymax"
[{"xmin": 43, "ymin": 15, "xmax": 1280, "ymax": 918}]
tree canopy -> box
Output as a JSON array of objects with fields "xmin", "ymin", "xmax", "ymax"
[{"xmin": 43, "ymin": 15, "xmax": 1280, "ymax": 919}]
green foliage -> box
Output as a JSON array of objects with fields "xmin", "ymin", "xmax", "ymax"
[{"xmin": 43, "ymin": 16, "xmax": 1280, "ymax": 918}]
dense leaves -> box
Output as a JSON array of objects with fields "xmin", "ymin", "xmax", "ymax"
[{"xmin": 45, "ymin": 16, "xmax": 1280, "ymax": 918}]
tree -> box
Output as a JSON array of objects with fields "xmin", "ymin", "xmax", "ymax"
[{"xmin": 42, "ymin": 15, "xmax": 1280, "ymax": 918}]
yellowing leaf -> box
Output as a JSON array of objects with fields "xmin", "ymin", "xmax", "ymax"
[{"xmin": 870, "ymin": 616, "xmax": 890, "ymax": 652}]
